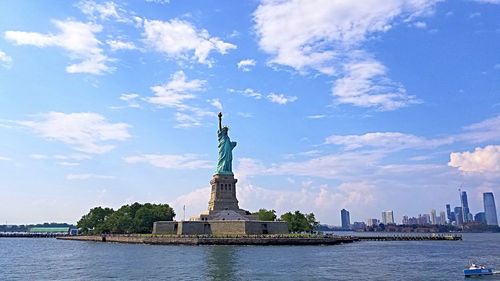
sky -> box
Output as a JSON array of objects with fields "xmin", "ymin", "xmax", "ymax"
[{"xmin": 1, "ymin": 0, "xmax": 500, "ymax": 225}]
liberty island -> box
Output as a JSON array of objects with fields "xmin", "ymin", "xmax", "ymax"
[{"xmin": 59, "ymin": 113, "xmax": 358, "ymax": 244}]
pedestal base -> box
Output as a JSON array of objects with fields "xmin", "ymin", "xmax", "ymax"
[{"xmin": 153, "ymin": 220, "xmax": 289, "ymax": 235}]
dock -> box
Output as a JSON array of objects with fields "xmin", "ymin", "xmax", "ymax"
[{"xmin": 353, "ymin": 234, "xmax": 462, "ymax": 241}]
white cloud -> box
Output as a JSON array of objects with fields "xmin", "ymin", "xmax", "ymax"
[
  {"xmin": 237, "ymin": 112, "xmax": 253, "ymax": 118},
  {"xmin": 325, "ymin": 132, "xmax": 450, "ymax": 151},
  {"xmin": 254, "ymin": 0, "xmax": 436, "ymax": 110},
  {"xmin": 266, "ymin": 93, "xmax": 298, "ymax": 105},
  {"xmin": 125, "ymin": 154, "xmax": 212, "ymax": 169},
  {"xmin": 0, "ymin": 50, "xmax": 13, "ymax": 68},
  {"xmin": 76, "ymin": 1, "xmax": 124, "ymax": 21},
  {"xmin": 54, "ymin": 154, "xmax": 92, "ymax": 161},
  {"xmin": 460, "ymin": 116, "xmax": 500, "ymax": 143},
  {"xmin": 242, "ymin": 88, "xmax": 262, "ymax": 99},
  {"xmin": 208, "ymin": 98, "xmax": 223, "ymax": 111},
  {"xmin": 254, "ymin": 0, "xmax": 437, "ymax": 74},
  {"xmin": 307, "ymin": 114, "xmax": 326, "ymax": 119},
  {"xmin": 5, "ymin": 20, "xmax": 111, "ymax": 74},
  {"xmin": 29, "ymin": 154, "xmax": 49, "ymax": 160},
  {"xmin": 143, "ymin": 19, "xmax": 236, "ymax": 66},
  {"xmin": 237, "ymin": 59, "xmax": 256, "ymax": 71},
  {"xmin": 0, "ymin": 156, "xmax": 11, "ymax": 161},
  {"xmin": 413, "ymin": 21, "xmax": 427, "ymax": 28},
  {"xmin": 174, "ymin": 113, "xmax": 201, "ymax": 128},
  {"xmin": 147, "ymin": 70, "xmax": 205, "ymax": 108},
  {"xmin": 119, "ymin": 93, "xmax": 141, "ymax": 108},
  {"xmin": 30, "ymin": 153, "xmax": 91, "ymax": 161},
  {"xmin": 332, "ymin": 59, "xmax": 419, "ymax": 110},
  {"xmin": 145, "ymin": 0, "xmax": 170, "ymax": 4},
  {"xmin": 268, "ymin": 152, "xmax": 381, "ymax": 180},
  {"xmin": 18, "ymin": 112, "xmax": 131, "ymax": 154},
  {"xmin": 66, "ymin": 173, "xmax": 115, "ymax": 180},
  {"xmin": 449, "ymin": 145, "xmax": 500, "ymax": 173},
  {"xmin": 323, "ymin": 115, "xmax": 500, "ymax": 152},
  {"xmin": 146, "ymin": 71, "xmax": 215, "ymax": 128},
  {"xmin": 58, "ymin": 162, "xmax": 80, "ymax": 166},
  {"xmin": 106, "ymin": 39, "xmax": 137, "ymax": 51},
  {"xmin": 236, "ymin": 152, "xmax": 383, "ymax": 181},
  {"xmin": 283, "ymin": 150, "xmax": 323, "ymax": 160}
]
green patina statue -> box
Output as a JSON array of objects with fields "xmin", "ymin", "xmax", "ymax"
[{"xmin": 216, "ymin": 112, "xmax": 237, "ymax": 175}]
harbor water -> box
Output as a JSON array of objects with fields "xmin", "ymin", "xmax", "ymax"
[{"xmin": 1, "ymin": 233, "xmax": 499, "ymax": 280}]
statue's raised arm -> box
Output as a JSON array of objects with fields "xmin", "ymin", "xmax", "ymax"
[
  {"xmin": 218, "ymin": 112, "xmax": 223, "ymax": 131},
  {"xmin": 216, "ymin": 112, "xmax": 237, "ymax": 175}
]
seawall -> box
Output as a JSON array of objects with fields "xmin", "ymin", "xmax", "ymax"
[{"xmin": 57, "ymin": 235, "xmax": 359, "ymax": 245}]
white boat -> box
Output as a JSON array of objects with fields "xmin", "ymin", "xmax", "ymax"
[{"xmin": 464, "ymin": 263, "xmax": 494, "ymax": 277}]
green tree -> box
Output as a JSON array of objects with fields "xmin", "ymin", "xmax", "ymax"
[
  {"xmin": 253, "ymin": 209, "xmax": 277, "ymax": 221},
  {"xmin": 77, "ymin": 207, "xmax": 114, "ymax": 234},
  {"xmin": 280, "ymin": 210, "xmax": 319, "ymax": 233},
  {"xmin": 306, "ymin": 213, "xmax": 319, "ymax": 232},
  {"xmin": 77, "ymin": 202, "xmax": 176, "ymax": 234},
  {"xmin": 134, "ymin": 203, "xmax": 176, "ymax": 233},
  {"xmin": 106, "ymin": 205, "xmax": 135, "ymax": 234}
]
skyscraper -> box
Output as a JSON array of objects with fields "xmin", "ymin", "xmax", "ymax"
[
  {"xmin": 431, "ymin": 209, "xmax": 437, "ymax": 225},
  {"xmin": 446, "ymin": 204, "xmax": 455, "ymax": 223},
  {"xmin": 340, "ymin": 209, "xmax": 350, "ymax": 229},
  {"xmin": 454, "ymin": 206, "xmax": 463, "ymax": 226},
  {"xmin": 382, "ymin": 210, "xmax": 394, "ymax": 224},
  {"xmin": 461, "ymin": 191, "xmax": 470, "ymax": 223},
  {"xmin": 483, "ymin": 192, "xmax": 498, "ymax": 226},
  {"xmin": 439, "ymin": 211, "xmax": 446, "ymax": 225}
]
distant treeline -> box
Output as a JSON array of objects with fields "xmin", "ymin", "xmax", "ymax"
[
  {"xmin": 0, "ymin": 222, "xmax": 75, "ymax": 232},
  {"xmin": 77, "ymin": 202, "xmax": 175, "ymax": 235}
]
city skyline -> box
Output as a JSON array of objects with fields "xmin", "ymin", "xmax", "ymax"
[
  {"xmin": 339, "ymin": 190, "xmax": 497, "ymax": 227},
  {"xmin": 1, "ymin": 1, "xmax": 500, "ymax": 225}
]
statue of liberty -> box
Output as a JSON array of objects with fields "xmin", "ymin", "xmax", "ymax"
[{"xmin": 216, "ymin": 112, "xmax": 237, "ymax": 175}]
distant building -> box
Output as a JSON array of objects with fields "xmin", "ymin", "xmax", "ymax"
[
  {"xmin": 438, "ymin": 211, "xmax": 446, "ymax": 225},
  {"xmin": 340, "ymin": 209, "xmax": 350, "ymax": 230},
  {"xmin": 402, "ymin": 215, "xmax": 409, "ymax": 225},
  {"xmin": 408, "ymin": 217, "xmax": 418, "ymax": 225},
  {"xmin": 419, "ymin": 214, "xmax": 431, "ymax": 225},
  {"xmin": 446, "ymin": 204, "xmax": 455, "ymax": 223},
  {"xmin": 352, "ymin": 221, "xmax": 366, "ymax": 231},
  {"xmin": 430, "ymin": 209, "xmax": 437, "ymax": 225},
  {"xmin": 474, "ymin": 212, "xmax": 486, "ymax": 224},
  {"xmin": 454, "ymin": 206, "xmax": 463, "ymax": 226},
  {"xmin": 449, "ymin": 211, "xmax": 456, "ymax": 224},
  {"xmin": 483, "ymin": 192, "xmax": 498, "ymax": 226},
  {"xmin": 461, "ymin": 191, "xmax": 471, "ymax": 223},
  {"xmin": 366, "ymin": 218, "xmax": 379, "ymax": 227},
  {"xmin": 382, "ymin": 210, "xmax": 394, "ymax": 224},
  {"xmin": 28, "ymin": 227, "xmax": 70, "ymax": 234}
]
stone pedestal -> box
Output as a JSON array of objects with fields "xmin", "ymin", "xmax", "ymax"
[
  {"xmin": 208, "ymin": 174, "xmax": 239, "ymax": 211},
  {"xmin": 196, "ymin": 174, "xmax": 257, "ymax": 221}
]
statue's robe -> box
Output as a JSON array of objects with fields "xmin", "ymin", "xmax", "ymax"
[{"xmin": 216, "ymin": 129, "xmax": 237, "ymax": 175}]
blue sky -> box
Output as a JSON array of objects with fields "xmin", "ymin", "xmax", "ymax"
[{"xmin": 1, "ymin": 0, "xmax": 500, "ymax": 225}]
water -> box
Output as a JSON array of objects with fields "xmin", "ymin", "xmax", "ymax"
[{"xmin": 1, "ymin": 234, "xmax": 499, "ymax": 280}]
